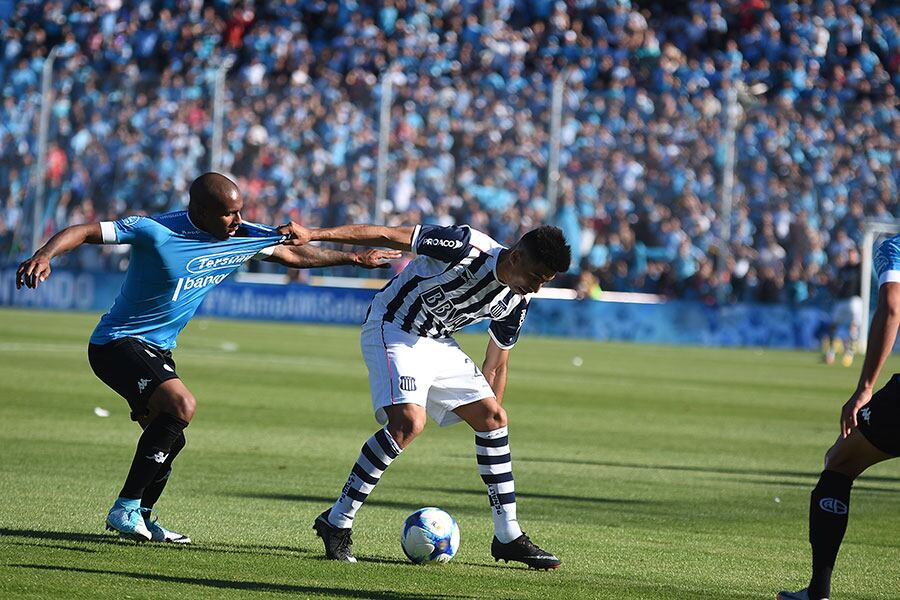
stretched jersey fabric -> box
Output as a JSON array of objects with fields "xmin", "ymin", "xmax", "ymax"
[
  {"xmin": 874, "ymin": 233, "xmax": 900, "ymax": 288},
  {"xmin": 365, "ymin": 224, "xmax": 529, "ymax": 349},
  {"xmin": 90, "ymin": 211, "xmax": 284, "ymax": 350}
]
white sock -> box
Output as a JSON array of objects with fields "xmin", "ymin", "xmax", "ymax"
[
  {"xmin": 328, "ymin": 427, "xmax": 401, "ymax": 528},
  {"xmin": 475, "ymin": 426, "xmax": 523, "ymax": 543}
]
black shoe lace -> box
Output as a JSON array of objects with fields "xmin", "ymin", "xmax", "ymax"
[
  {"xmin": 519, "ymin": 535, "xmax": 555, "ymax": 560},
  {"xmin": 333, "ymin": 528, "xmax": 353, "ymax": 556},
  {"xmin": 517, "ymin": 535, "xmax": 539, "ymax": 554}
]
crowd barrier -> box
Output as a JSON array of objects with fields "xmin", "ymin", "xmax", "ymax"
[{"xmin": 1, "ymin": 268, "xmax": 837, "ymax": 349}]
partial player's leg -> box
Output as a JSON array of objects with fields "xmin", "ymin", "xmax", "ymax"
[
  {"xmin": 109, "ymin": 379, "xmax": 193, "ymax": 541},
  {"xmin": 88, "ymin": 339, "xmax": 191, "ymax": 541},
  {"xmin": 315, "ymin": 404, "xmax": 416, "ymax": 561},
  {"xmin": 314, "ymin": 324, "xmax": 433, "ymax": 561},
  {"xmin": 841, "ymin": 297, "xmax": 863, "ymax": 367},
  {"xmin": 803, "ymin": 433, "xmax": 891, "ymax": 600},
  {"xmin": 326, "ymin": 404, "xmax": 418, "ymax": 526},
  {"xmin": 138, "ymin": 427, "xmax": 190, "ymax": 543},
  {"xmin": 778, "ymin": 379, "xmax": 898, "ymax": 600},
  {"xmin": 453, "ymin": 397, "xmax": 561, "ymax": 570}
]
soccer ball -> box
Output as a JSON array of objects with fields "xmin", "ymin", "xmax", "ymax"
[{"xmin": 400, "ymin": 507, "xmax": 460, "ymax": 564}]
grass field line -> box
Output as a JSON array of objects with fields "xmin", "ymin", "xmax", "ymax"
[
  {"xmin": 0, "ymin": 341, "xmax": 838, "ymax": 402},
  {"xmin": 0, "ymin": 342, "xmax": 90, "ymax": 353},
  {"xmin": 0, "ymin": 341, "xmax": 361, "ymax": 371},
  {"xmin": 0, "ymin": 339, "xmax": 599, "ymax": 393}
]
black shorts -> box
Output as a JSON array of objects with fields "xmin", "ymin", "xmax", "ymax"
[
  {"xmin": 88, "ymin": 338, "xmax": 179, "ymax": 421},
  {"xmin": 856, "ymin": 373, "xmax": 900, "ymax": 456}
]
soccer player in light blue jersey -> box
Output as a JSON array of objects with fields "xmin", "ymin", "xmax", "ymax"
[
  {"xmin": 778, "ymin": 233, "xmax": 900, "ymax": 600},
  {"xmin": 16, "ymin": 172, "xmax": 399, "ymax": 543}
]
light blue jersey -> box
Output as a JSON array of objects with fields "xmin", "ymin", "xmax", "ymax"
[
  {"xmin": 90, "ymin": 211, "xmax": 284, "ymax": 349},
  {"xmin": 874, "ymin": 233, "xmax": 900, "ymax": 288}
]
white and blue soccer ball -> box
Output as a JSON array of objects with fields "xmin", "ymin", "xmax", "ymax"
[{"xmin": 400, "ymin": 507, "xmax": 460, "ymax": 564}]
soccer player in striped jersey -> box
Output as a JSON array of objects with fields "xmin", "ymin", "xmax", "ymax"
[
  {"xmin": 777, "ymin": 233, "xmax": 900, "ymax": 600},
  {"xmin": 288, "ymin": 222, "xmax": 571, "ymax": 568},
  {"xmin": 15, "ymin": 172, "xmax": 399, "ymax": 544}
]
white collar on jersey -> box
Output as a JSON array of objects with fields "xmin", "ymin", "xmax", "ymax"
[
  {"xmin": 490, "ymin": 246, "xmax": 507, "ymax": 285},
  {"xmin": 183, "ymin": 210, "xmax": 217, "ymax": 239},
  {"xmin": 184, "ymin": 210, "xmax": 202, "ymax": 233}
]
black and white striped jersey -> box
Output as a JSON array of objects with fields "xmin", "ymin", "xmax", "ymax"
[{"xmin": 364, "ymin": 224, "xmax": 529, "ymax": 349}]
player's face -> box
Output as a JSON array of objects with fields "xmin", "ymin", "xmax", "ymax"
[
  {"xmin": 205, "ymin": 193, "xmax": 244, "ymax": 240},
  {"xmin": 505, "ymin": 251, "xmax": 557, "ymax": 295}
]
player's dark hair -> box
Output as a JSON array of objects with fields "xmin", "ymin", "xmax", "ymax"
[{"xmin": 519, "ymin": 226, "xmax": 571, "ymax": 273}]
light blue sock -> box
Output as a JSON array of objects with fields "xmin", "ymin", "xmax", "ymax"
[{"xmin": 113, "ymin": 497, "xmax": 141, "ymax": 511}]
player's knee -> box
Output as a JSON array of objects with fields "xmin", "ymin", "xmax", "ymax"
[
  {"xmin": 823, "ymin": 453, "xmax": 854, "ymax": 478},
  {"xmin": 486, "ymin": 405, "xmax": 507, "ymax": 430},
  {"xmin": 823, "ymin": 442, "xmax": 861, "ymax": 479},
  {"xmin": 387, "ymin": 415, "xmax": 425, "ymax": 448},
  {"xmin": 163, "ymin": 391, "xmax": 196, "ymax": 422}
]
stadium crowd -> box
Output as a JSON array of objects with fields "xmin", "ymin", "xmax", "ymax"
[{"xmin": 1, "ymin": 0, "xmax": 897, "ymax": 305}]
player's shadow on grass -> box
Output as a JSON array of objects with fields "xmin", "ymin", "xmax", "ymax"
[
  {"xmin": 10, "ymin": 564, "xmax": 478, "ymax": 599},
  {"xmin": 721, "ymin": 476, "xmax": 900, "ymax": 495},
  {"xmin": 0, "ymin": 528, "xmax": 312, "ymax": 559},
  {"xmin": 354, "ymin": 555, "xmax": 518, "ymax": 571},
  {"xmin": 234, "ymin": 489, "xmax": 653, "ymax": 509},
  {"xmin": 518, "ymin": 457, "xmax": 900, "ymax": 485},
  {"xmin": 231, "ymin": 492, "xmax": 461, "ymax": 513},
  {"xmin": 0, "ymin": 528, "xmax": 116, "ymax": 546},
  {"xmin": 2, "ymin": 540, "xmax": 99, "ymax": 554},
  {"xmin": 416, "ymin": 486, "xmax": 655, "ymax": 507}
]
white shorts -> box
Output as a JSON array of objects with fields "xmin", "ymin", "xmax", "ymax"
[
  {"xmin": 360, "ymin": 321, "xmax": 495, "ymax": 427},
  {"xmin": 832, "ymin": 296, "xmax": 863, "ymax": 329}
]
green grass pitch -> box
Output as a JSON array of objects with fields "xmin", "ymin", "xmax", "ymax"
[{"xmin": 1, "ymin": 307, "xmax": 898, "ymax": 599}]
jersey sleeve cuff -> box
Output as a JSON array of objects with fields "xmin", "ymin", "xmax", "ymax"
[
  {"xmin": 253, "ymin": 245, "xmax": 277, "ymax": 260},
  {"xmin": 99, "ymin": 221, "xmax": 118, "ymax": 244},
  {"xmin": 410, "ymin": 225, "xmax": 422, "ymax": 254},
  {"xmin": 879, "ymin": 270, "xmax": 900, "ymax": 287},
  {"xmin": 488, "ymin": 328, "xmax": 516, "ymax": 350}
]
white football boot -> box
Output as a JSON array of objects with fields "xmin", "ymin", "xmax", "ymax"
[{"xmin": 142, "ymin": 509, "xmax": 191, "ymax": 544}]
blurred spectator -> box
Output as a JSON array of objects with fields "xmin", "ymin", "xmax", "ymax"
[{"xmin": 0, "ymin": 0, "xmax": 897, "ymax": 306}]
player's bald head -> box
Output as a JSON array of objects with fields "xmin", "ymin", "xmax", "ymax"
[
  {"xmin": 189, "ymin": 172, "xmax": 240, "ymax": 211},
  {"xmin": 188, "ymin": 172, "xmax": 244, "ymax": 240}
]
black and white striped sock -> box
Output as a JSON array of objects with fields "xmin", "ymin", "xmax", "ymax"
[
  {"xmin": 328, "ymin": 427, "xmax": 401, "ymax": 528},
  {"xmin": 475, "ymin": 426, "xmax": 523, "ymax": 543}
]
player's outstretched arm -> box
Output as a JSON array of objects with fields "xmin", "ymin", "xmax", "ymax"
[
  {"xmin": 841, "ymin": 282, "xmax": 900, "ymax": 438},
  {"xmin": 262, "ymin": 245, "xmax": 401, "ymax": 270},
  {"xmin": 482, "ymin": 338, "xmax": 511, "ymax": 405},
  {"xmin": 16, "ymin": 223, "xmax": 104, "ymax": 289},
  {"xmin": 277, "ymin": 222, "xmax": 416, "ymax": 251}
]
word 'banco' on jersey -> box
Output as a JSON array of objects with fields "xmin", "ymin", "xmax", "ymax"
[
  {"xmin": 90, "ymin": 211, "xmax": 284, "ymax": 350},
  {"xmin": 366, "ymin": 224, "xmax": 529, "ymax": 349}
]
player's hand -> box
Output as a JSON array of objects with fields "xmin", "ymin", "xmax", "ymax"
[
  {"xmin": 15, "ymin": 254, "xmax": 51, "ymax": 289},
  {"xmin": 355, "ymin": 249, "xmax": 402, "ymax": 269},
  {"xmin": 277, "ymin": 221, "xmax": 312, "ymax": 246},
  {"xmin": 840, "ymin": 387, "xmax": 873, "ymax": 439}
]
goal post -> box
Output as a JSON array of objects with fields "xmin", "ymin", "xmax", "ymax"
[{"xmin": 859, "ymin": 219, "xmax": 900, "ymax": 353}]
